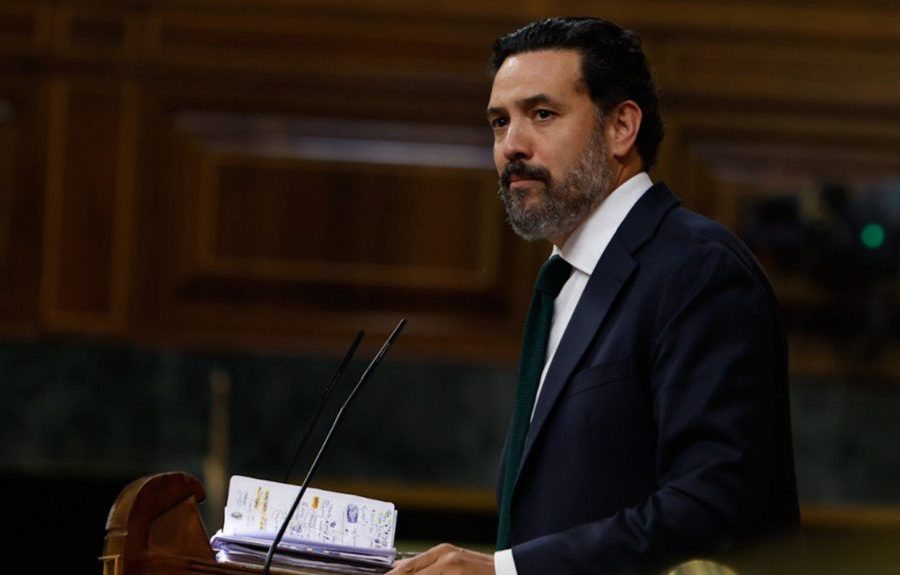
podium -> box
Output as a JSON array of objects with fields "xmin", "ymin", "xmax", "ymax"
[
  {"xmin": 100, "ymin": 472, "xmax": 328, "ymax": 575},
  {"xmin": 102, "ymin": 472, "xmax": 760, "ymax": 575}
]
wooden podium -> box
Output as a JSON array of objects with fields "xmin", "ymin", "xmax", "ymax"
[
  {"xmin": 102, "ymin": 472, "xmax": 757, "ymax": 575},
  {"xmin": 101, "ymin": 472, "xmax": 329, "ymax": 575}
]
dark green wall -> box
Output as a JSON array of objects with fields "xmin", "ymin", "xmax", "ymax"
[{"xmin": 2, "ymin": 341, "xmax": 899, "ymax": 573}]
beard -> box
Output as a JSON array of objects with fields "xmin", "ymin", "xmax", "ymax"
[{"xmin": 497, "ymin": 128, "xmax": 611, "ymax": 242}]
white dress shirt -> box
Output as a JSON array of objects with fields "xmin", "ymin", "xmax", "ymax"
[{"xmin": 494, "ymin": 172, "xmax": 653, "ymax": 575}]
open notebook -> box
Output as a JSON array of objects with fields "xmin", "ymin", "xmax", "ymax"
[{"xmin": 210, "ymin": 475, "xmax": 397, "ymax": 574}]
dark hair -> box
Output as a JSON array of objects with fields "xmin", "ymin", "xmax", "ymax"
[{"xmin": 490, "ymin": 17, "xmax": 664, "ymax": 170}]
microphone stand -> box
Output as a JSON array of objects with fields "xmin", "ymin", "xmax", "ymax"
[
  {"xmin": 261, "ymin": 319, "xmax": 407, "ymax": 575},
  {"xmin": 283, "ymin": 330, "xmax": 365, "ymax": 482}
]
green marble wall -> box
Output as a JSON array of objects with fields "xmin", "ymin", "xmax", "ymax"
[{"xmin": 1, "ymin": 341, "xmax": 899, "ymax": 573}]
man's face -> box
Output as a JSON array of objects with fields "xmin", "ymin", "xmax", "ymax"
[{"xmin": 487, "ymin": 49, "xmax": 611, "ymax": 242}]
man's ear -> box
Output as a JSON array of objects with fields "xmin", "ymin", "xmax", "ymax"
[{"xmin": 606, "ymin": 100, "xmax": 642, "ymax": 161}]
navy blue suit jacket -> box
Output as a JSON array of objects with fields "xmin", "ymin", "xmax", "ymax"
[{"xmin": 499, "ymin": 183, "xmax": 799, "ymax": 574}]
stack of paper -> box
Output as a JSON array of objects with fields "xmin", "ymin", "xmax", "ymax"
[{"xmin": 210, "ymin": 475, "xmax": 397, "ymax": 574}]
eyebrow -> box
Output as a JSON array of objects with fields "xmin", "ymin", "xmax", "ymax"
[{"xmin": 486, "ymin": 93, "xmax": 563, "ymax": 118}]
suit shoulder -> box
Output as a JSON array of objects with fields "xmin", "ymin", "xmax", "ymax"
[
  {"xmin": 658, "ymin": 206, "xmax": 739, "ymax": 246},
  {"xmin": 649, "ymin": 206, "xmax": 765, "ymax": 280}
]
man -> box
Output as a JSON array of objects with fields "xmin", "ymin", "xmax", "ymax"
[{"xmin": 389, "ymin": 17, "xmax": 798, "ymax": 575}]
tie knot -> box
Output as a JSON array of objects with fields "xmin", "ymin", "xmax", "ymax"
[{"xmin": 535, "ymin": 255, "xmax": 572, "ymax": 298}]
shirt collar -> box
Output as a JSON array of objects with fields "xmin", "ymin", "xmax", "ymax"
[{"xmin": 552, "ymin": 171, "xmax": 653, "ymax": 275}]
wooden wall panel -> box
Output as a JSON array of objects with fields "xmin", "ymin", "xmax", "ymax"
[
  {"xmin": 142, "ymin": 8, "xmax": 500, "ymax": 76},
  {"xmin": 0, "ymin": 101, "xmax": 16, "ymax": 299},
  {"xmin": 0, "ymin": 4, "xmax": 50, "ymax": 56},
  {"xmin": 654, "ymin": 38, "xmax": 900, "ymax": 109},
  {"xmin": 129, "ymin": 105, "xmax": 527, "ymax": 360},
  {"xmin": 50, "ymin": 5, "xmax": 139, "ymax": 63},
  {"xmin": 0, "ymin": 81, "xmax": 44, "ymax": 334},
  {"xmin": 40, "ymin": 79, "xmax": 135, "ymax": 333},
  {"xmin": 0, "ymin": 0, "xmax": 897, "ymax": 363},
  {"xmin": 205, "ymin": 160, "xmax": 499, "ymax": 290}
]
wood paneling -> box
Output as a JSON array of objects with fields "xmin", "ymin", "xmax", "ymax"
[
  {"xmin": 40, "ymin": 78, "xmax": 136, "ymax": 333},
  {"xmin": 205, "ymin": 160, "xmax": 499, "ymax": 289},
  {"xmin": 0, "ymin": 101, "xmax": 16, "ymax": 296},
  {"xmin": 0, "ymin": 0, "xmax": 897, "ymax": 364},
  {"xmin": 129, "ymin": 105, "xmax": 525, "ymax": 360},
  {"xmin": 50, "ymin": 6, "xmax": 140, "ymax": 63},
  {"xmin": 0, "ymin": 4, "xmax": 49, "ymax": 56},
  {"xmin": 654, "ymin": 38, "xmax": 900, "ymax": 108},
  {"xmin": 0, "ymin": 81, "xmax": 44, "ymax": 334}
]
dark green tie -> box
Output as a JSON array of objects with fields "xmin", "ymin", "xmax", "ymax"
[{"xmin": 496, "ymin": 255, "xmax": 572, "ymax": 550}]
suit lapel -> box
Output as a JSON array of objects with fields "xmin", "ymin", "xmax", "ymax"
[{"xmin": 514, "ymin": 183, "xmax": 680, "ymax": 487}]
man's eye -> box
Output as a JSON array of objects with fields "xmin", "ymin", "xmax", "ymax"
[
  {"xmin": 535, "ymin": 109, "xmax": 555, "ymax": 120},
  {"xmin": 490, "ymin": 117, "xmax": 508, "ymax": 129}
]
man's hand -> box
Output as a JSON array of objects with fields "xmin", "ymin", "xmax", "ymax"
[{"xmin": 386, "ymin": 543, "xmax": 495, "ymax": 575}]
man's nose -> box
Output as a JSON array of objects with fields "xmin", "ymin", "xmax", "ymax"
[{"xmin": 499, "ymin": 122, "xmax": 533, "ymax": 162}]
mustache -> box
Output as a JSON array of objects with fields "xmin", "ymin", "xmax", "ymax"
[{"xmin": 500, "ymin": 161, "xmax": 551, "ymax": 190}]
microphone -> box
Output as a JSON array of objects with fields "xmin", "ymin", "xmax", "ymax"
[
  {"xmin": 262, "ymin": 319, "xmax": 408, "ymax": 575},
  {"xmin": 283, "ymin": 330, "xmax": 365, "ymax": 483}
]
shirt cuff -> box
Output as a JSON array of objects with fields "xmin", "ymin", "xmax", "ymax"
[{"xmin": 494, "ymin": 548, "xmax": 518, "ymax": 575}]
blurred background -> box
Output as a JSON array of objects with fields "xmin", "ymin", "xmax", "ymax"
[{"xmin": 0, "ymin": 0, "xmax": 898, "ymax": 573}]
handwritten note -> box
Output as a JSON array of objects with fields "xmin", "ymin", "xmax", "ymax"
[{"xmin": 222, "ymin": 475, "xmax": 396, "ymax": 550}]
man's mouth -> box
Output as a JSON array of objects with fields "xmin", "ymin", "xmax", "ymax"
[
  {"xmin": 502, "ymin": 163, "xmax": 551, "ymax": 193},
  {"xmin": 508, "ymin": 175, "xmax": 542, "ymax": 190}
]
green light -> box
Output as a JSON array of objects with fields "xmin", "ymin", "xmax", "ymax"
[{"xmin": 860, "ymin": 223, "xmax": 885, "ymax": 249}]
